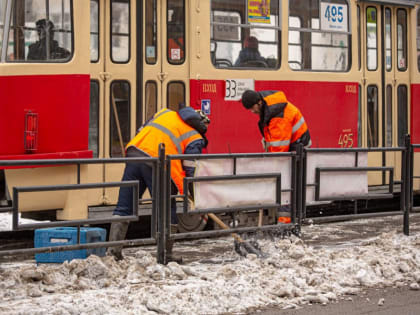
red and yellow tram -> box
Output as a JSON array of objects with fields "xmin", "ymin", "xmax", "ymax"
[{"xmin": 0, "ymin": 0, "xmax": 419, "ymax": 221}]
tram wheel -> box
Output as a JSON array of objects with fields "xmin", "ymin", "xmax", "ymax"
[{"xmin": 177, "ymin": 213, "xmax": 208, "ymax": 233}]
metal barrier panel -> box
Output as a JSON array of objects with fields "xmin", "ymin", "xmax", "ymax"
[
  {"xmin": 160, "ymin": 150, "xmax": 303, "ymax": 264},
  {"xmin": 193, "ymin": 158, "xmax": 291, "ymax": 208},
  {"xmin": 0, "ymin": 155, "xmax": 162, "ymax": 258},
  {"xmin": 305, "ymin": 151, "xmax": 369, "ymax": 203},
  {"xmin": 304, "ymin": 141, "xmax": 410, "ymax": 235}
]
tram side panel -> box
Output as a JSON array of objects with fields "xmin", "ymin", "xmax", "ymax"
[
  {"xmin": 0, "ymin": 0, "xmax": 92, "ymax": 220},
  {"xmin": 0, "ymin": 74, "xmax": 91, "ymax": 219},
  {"xmin": 411, "ymin": 84, "xmax": 420, "ymax": 191},
  {"xmin": 190, "ymin": 80, "xmax": 359, "ymax": 153},
  {"xmin": 0, "ymin": 75, "xmax": 90, "ymax": 157},
  {"xmin": 411, "ymin": 84, "xmax": 420, "ymax": 145}
]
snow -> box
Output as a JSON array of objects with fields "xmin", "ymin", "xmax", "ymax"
[
  {"xmin": 1, "ymin": 214, "xmax": 420, "ymax": 314},
  {"xmin": 0, "ymin": 212, "xmax": 48, "ymax": 231}
]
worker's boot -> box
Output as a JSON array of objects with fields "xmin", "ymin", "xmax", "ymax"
[
  {"xmin": 166, "ymin": 224, "xmax": 183, "ymax": 264},
  {"xmin": 107, "ymin": 219, "xmax": 129, "ymax": 261}
]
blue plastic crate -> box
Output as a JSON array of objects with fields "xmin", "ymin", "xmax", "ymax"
[{"xmin": 35, "ymin": 227, "xmax": 107, "ymax": 263}]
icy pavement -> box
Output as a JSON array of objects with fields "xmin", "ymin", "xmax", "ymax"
[{"xmin": 1, "ymin": 215, "xmax": 420, "ymax": 314}]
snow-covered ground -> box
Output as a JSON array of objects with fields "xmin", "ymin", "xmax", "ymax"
[{"xmin": 1, "ymin": 214, "xmax": 420, "ymax": 314}]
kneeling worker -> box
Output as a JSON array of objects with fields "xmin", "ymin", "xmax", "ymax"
[
  {"xmin": 241, "ymin": 89, "xmax": 311, "ymax": 224},
  {"xmin": 108, "ymin": 106, "xmax": 210, "ymax": 261}
]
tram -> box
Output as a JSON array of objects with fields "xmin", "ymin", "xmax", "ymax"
[{"xmin": 0, "ymin": 0, "xmax": 419, "ymax": 225}]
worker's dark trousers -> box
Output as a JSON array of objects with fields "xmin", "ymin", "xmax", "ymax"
[{"xmin": 113, "ymin": 161, "xmax": 178, "ymax": 224}]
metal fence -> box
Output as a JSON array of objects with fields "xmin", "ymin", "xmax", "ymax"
[
  {"xmin": 0, "ymin": 134, "xmax": 419, "ymax": 263},
  {"xmin": 0, "ymin": 150, "xmax": 164, "ymax": 258},
  {"xmin": 159, "ymin": 147, "xmax": 304, "ymax": 263},
  {"xmin": 303, "ymin": 135, "xmax": 412, "ymax": 236}
]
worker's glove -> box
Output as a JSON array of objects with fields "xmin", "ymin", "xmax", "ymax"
[{"xmin": 261, "ymin": 138, "xmax": 268, "ymax": 152}]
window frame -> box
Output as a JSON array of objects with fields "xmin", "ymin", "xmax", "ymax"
[
  {"xmin": 210, "ymin": 0, "xmax": 281, "ymax": 70},
  {"xmin": 396, "ymin": 8, "xmax": 407, "ymax": 71},
  {"xmin": 110, "ymin": 0, "xmax": 131, "ymax": 64},
  {"xmin": 167, "ymin": 80, "xmax": 185, "ymax": 111},
  {"xmin": 288, "ymin": 0, "xmax": 352, "ymax": 72},
  {"xmin": 366, "ymin": 6, "xmax": 378, "ymax": 71},
  {"xmin": 145, "ymin": 80, "xmax": 158, "ymax": 122},
  {"xmin": 89, "ymin": 80, "xmax": 100, "ymax": 157},
  {"xmin": 90, "ymin": 0, "xmax": 100, "ymax": 63},
  {"xmin": 6, "ymin": 0, "xmax": 75, "ymax": 63},
  {"xmin": 145, "ymin": 0, "xmax": 157, "ymax": 65},
  {"xmin": 109, "ymin": 80, "xmax": 131, "ymax": 157},
  {"xmin": 167, "ymin": 0, "xmax": 186, "ymax": 65},
  {"xmin": 367, "ymin": 84, "xmax": 379, "ymax": 147}
]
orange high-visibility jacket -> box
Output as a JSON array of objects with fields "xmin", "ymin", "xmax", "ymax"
[
  {"xmin": 258, "ymin": 91, "xmax": 311, "ymax": 152},
  {"xmin": 126, "ymin": 109, "xmax": 203, "ymax": 194}
]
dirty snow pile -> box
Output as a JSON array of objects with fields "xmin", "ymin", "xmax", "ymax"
[{"xmin": 1, "ymin": 229, "xmax": 420, "ymax": 314}]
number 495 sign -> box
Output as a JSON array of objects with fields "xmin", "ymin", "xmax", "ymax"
[{"xmin": 320, "ymin": 2, "xmax": 348, "ymax": 32}]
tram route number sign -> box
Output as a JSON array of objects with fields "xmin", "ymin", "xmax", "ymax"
[
  {"xmin": 320, "ymin": 2, "xmax": 348, "ymax": 32},
  {"xmin": 225, "ymin": 79, "xmax": 255, "ymax": 101}
]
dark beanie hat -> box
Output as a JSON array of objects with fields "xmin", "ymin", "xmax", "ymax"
[{"xmin": 241, "ymin": 90, "xmax": 261, "ymax": 109}]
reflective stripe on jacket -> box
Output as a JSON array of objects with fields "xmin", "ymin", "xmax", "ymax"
[
  {"xmin": 126, "ymin": 109, "xmax": 202, "ymax": 194},
  {"xmin": 259, "ymin": 91, "xmax": 311, "ymax": 152}
]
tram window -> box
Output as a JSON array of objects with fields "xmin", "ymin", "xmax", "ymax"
[
  {"xmin": 89, "ymin": 81, "xmax": 100, "ymax": 157},
  {"xmin": 397, "ymin": 85, "xmax": 408, "ymax": 147},
  {"xmin": 289, "ymin": 0, "xmax": 350, "ymax": 71},
  {"xmin": 385, "ymin": 8, "xmax": 391, "ymax": 72},
  {"xmin": 145, "ymin": 0, "xmax": 157, "ymax": 64},
  {"xmin": 167, "ymin": 81, "xmax": 185, "ymax": 111},
  {"xmin": 417, "ymin": 9, "xmax": 420, "ymax": 71},
  {"xmin": 289, "ymin": 17, "xmax": 302, "ymax": 70},
  {"xmin": 385, "ymin": 85, "xmax": 392, "ymax": 147},
  {"xmin": 366, "ymin": 7, "xmax": 377, "ymax": 71},
  {"xmin": 367, "ymin": 85, "xmax": 378, "ymax": 147},
  {"xmin": 357, "ymin": 6, "xmax": 361, "ymax": 71},
  {"xmin": 90, "ymin": 0, "xmax": 99, "ymax": 62},
  {"xmin": 110, "ymin": 81, "xmax": 131, "ymax": 157},
  {"xmin": 210, "ymin": 0, "xmax": 280, "ymax": 70},
  {"xmin": 0, "ymin": 0, "xmax": 6, "ymax": 58},
  {"xmin": 167, "ymin": 0, "xmax": 185, "ymax": 64},
  {"xmin": 6, "ymin": 0, "xmax": 73, "ymax": 62},
  {"xmin": 111, "ymin": 0, "xmax": 130, "ymax": 63},
  {"xmin": 397, "ymin": 9, "xmax": 407, "ymax": 71},
  {"xmin": 145, "ymin": 81, "xmax": 157, "ymax": 122}
]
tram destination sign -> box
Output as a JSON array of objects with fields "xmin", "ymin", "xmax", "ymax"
[
  {"xmin": 225, "ymin": 79, "xmax": 255, "ymax": 101},
  {"xmin": 320, "ymin": 2, "xmax": 348, "ymax": 32}
]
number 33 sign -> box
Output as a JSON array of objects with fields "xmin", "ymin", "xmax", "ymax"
[{"xmin": 224, "ymin": 79, "xmax": 254, "ymax": 101}]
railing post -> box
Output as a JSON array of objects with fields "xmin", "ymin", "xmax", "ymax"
[
  {"xmin": 403, "ymin": 134, "xmax": 410, "ymax": 236},
  {"xmin": 156, "ymin": 144, "xmax": 166, "ymax": 264},
  {"xmin": 302, "ymin": 147, "xmax": 308, "ymax": 221},
  {"xmin": 12, "ymin": 187, "xmax": 18, "ymax": 230},
  {"xmin": 164, "ymin": 157, "xmax": 172, "ymax": 264},
  {"xmin": 295, "ymin": 143, "xmax": 304, "ymax": 226}
]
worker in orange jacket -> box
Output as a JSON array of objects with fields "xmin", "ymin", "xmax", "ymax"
[
  {"xmin": 241, "ymin": 90, "xmax": 311, "ymax": 223},
  {"xmin": 108, "ymin": 106, "xmax": 210, "ymax": 261}
]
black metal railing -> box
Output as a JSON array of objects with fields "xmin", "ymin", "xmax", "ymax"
[
  {"xmin": 0, "ymin": 152, "xmax": 164, "ymax": 258},
  {"xmin": 1, "ymin": 134, "xmax": 419, "ymax": 263}
]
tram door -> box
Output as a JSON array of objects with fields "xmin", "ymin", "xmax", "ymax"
[
  {"xmin": 143, "ymin": 0, "xmax": 189, "ymax": 116},
  {"xmin": 89, "ymin": 0, "xmax": 138, "ymax": 205},
  {"xmin": 361, "ymin": 3, "xmax": 410, "ymax": 185}
]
